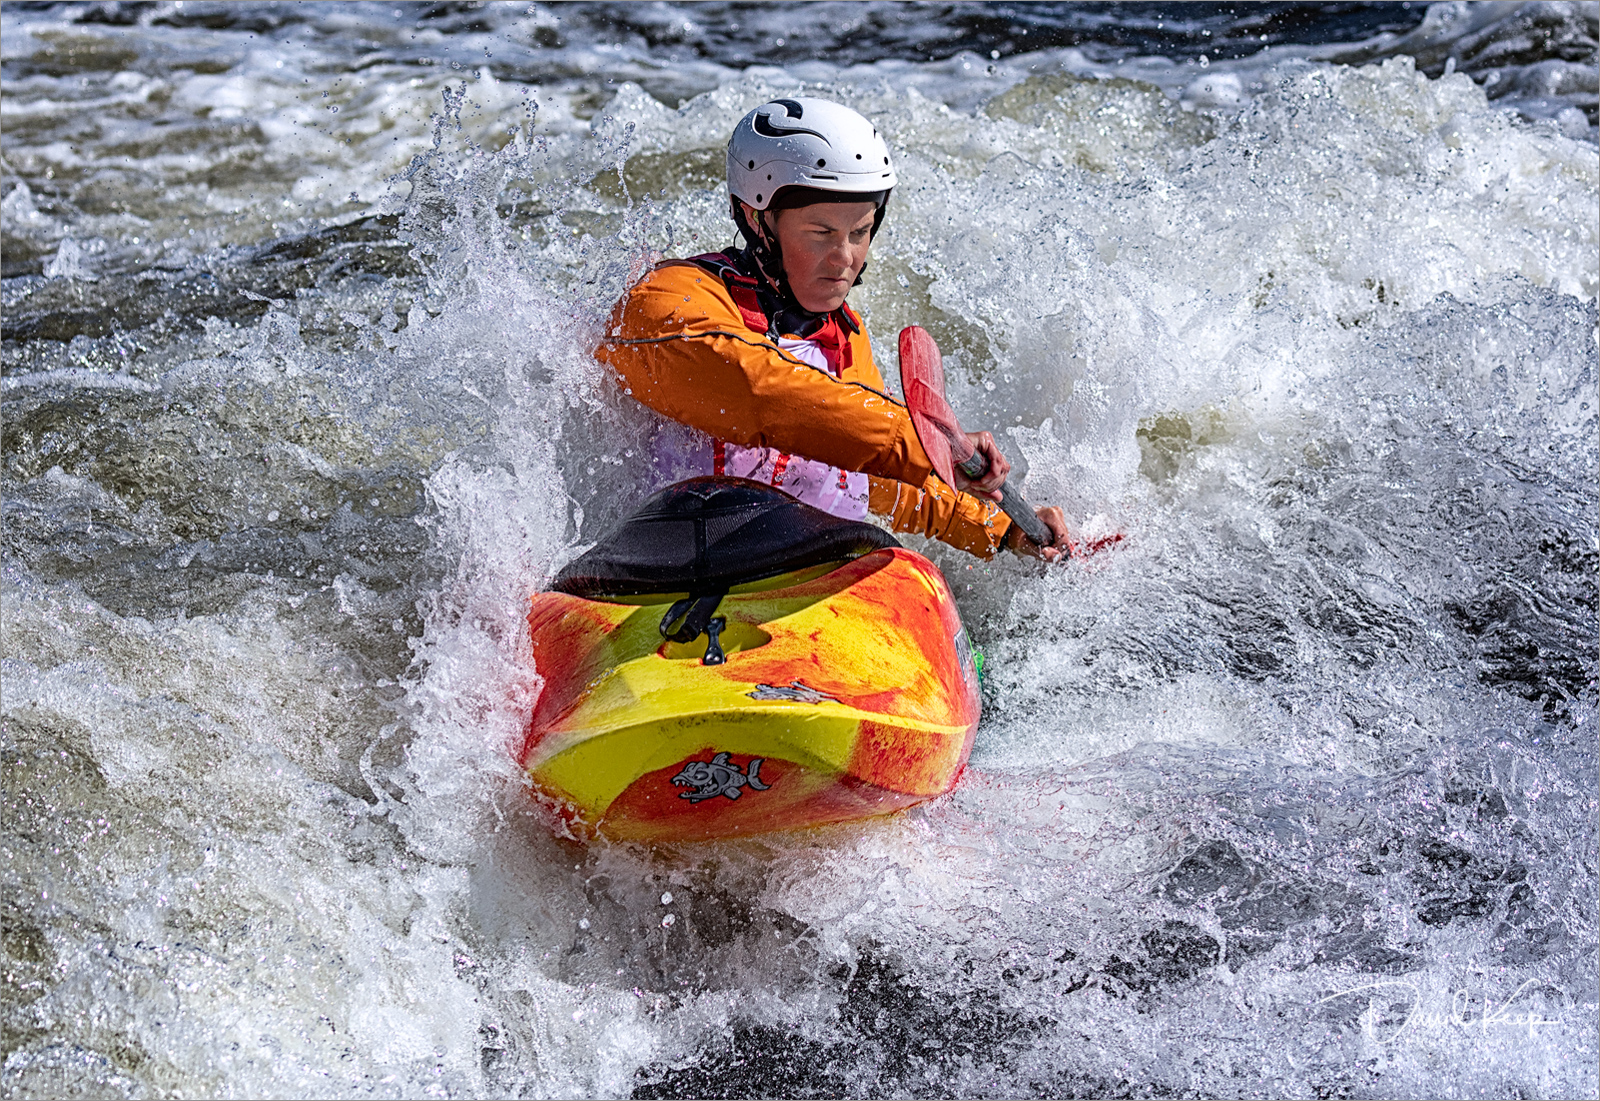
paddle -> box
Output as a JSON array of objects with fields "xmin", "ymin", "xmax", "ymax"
[{"xmin": 899, "ymin": 325, "xmax": 1056, "ymax": 549}]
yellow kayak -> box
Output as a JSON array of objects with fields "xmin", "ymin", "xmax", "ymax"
[{"xmin": 520, "ymin": 478, "xmax": 981, "ymax": 842}]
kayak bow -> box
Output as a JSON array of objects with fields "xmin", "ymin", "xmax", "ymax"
[{"xmin": 520, "ymin": 478, "xmax": 981, "ymax": 842}]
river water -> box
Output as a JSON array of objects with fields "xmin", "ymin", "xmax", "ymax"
[{"xmin": 3, "ymin": 2, "xmax": 1597, "ymax": 1097}]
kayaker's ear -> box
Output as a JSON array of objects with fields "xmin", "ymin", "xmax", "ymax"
[{"xmin": 738, "ymin": 201, "xmax": 774, "ymax": 245}]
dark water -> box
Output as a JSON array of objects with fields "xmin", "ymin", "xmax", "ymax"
[
  {"xmin": 3, "ymin": 3, "xmax": 1597, "ymax": 1098},
  {"xmin": 7, "ymin": 1, "xmax": 1436, "ymax": 66}
]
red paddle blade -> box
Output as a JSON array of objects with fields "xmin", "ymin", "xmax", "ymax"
[
  {"xmin": 899, "ymin": 324, "xmax": 947, "ymax": 400},
  {"xmin": 905, "ymin": 379, "xmax": 956, "ymax": 489},
  {"xmin": 899, "ymin": 326, "xmax": 974, "ymax": 488}
]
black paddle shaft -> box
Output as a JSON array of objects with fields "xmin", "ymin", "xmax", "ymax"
[{"xmin": 956, "ymin": 452, "xmax": 1056, "ymax": 548}]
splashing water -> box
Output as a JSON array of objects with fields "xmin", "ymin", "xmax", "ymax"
[{"xmin": 3, "ymin": 4, "xmax": 1596, "ymax": 1098}]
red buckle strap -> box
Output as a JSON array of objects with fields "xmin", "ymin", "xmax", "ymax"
[
  {"xmin": 725, "ymin": 282, "xmax": 770, "ymax": 335},
  {"xmin": 688, "ymin": 252, "xmax": 771, "ymax": 336}
]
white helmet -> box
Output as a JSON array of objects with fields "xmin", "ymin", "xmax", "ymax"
[{"xmin": 727, "ymin": 98, "xmax": 896, "ymax": 210}]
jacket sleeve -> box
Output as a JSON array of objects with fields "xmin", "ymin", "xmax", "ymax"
[
  {"xmin": 596, "ymin": 262, "xmax": 935, "ymax": 487},
  {"xmin": 868, "ymin": 475, "xmax": 1013, "ymax": 560}
]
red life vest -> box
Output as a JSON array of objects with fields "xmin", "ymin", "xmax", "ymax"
[{"xmin": 687, "ymin": 251, "xmax": 858, "ymax": 375}]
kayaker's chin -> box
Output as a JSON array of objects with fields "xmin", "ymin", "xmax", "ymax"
[
  {"xmin": 797, "ymin": 276, "xmax": 854, "ymax": 314},
  {"xmin": 519, "ymin": 478, "xmax": 982, "ymax": 843}
]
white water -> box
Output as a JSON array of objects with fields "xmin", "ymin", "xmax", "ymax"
[{"xmin": 3, "ymin": 4, "xmax": 1597, "ymax": 1098}]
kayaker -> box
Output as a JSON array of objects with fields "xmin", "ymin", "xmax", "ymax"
[{"xmin": 596, "ymin": 97, "xmax": 1071, "ymax": 561}]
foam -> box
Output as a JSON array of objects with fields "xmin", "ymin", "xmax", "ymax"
[{"xmin": 2, "ymin": 5, "xmax": 1595, "ymax": 1097}]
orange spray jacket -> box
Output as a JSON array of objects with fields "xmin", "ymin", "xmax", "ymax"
[{"xmin": 595, "ymin": 255, "xmax": 1013, "ymax": 558}]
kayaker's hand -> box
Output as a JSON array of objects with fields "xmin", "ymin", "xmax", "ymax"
[
  {"xmin": 953, "ymin": 431, "xmax": 1009, "ymax": 502},
  {"xmin": 1006, "ymin": 505, "xmax": 1072, "ymax": 562}
]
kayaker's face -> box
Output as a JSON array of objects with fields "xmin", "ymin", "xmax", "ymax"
[{"xmin": 758, "ymin": 200, "xmax": 878, "ymax": 314}]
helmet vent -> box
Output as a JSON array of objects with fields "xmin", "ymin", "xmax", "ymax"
[
  {"xmin": 816, "ymin": 159, "xmax": 826, "ymax": 167},
  {"xmin": 748, "ymin": 160, "xmax": 755, "ymax": 169}
]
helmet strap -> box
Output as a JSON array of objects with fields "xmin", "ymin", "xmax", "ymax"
[{"xmin": 732, "ymin": 199, "xmax": 802, "ymax": 314}]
